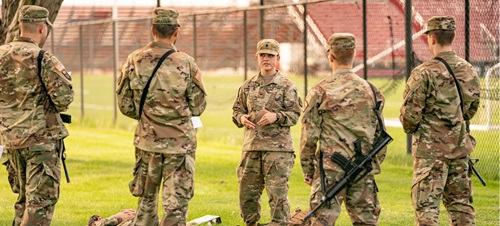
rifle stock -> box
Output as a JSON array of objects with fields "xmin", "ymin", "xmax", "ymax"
[{"xmin": 468, "ymin": 158, "xmax": 486, "ymax": 186}]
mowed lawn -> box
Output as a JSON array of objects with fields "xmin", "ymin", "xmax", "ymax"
[{"xmin": 0, "ymin": 74, "xmax": 498, "ymax": 225}]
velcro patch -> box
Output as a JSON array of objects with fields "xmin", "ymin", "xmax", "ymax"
[
  {"xmin": 194, "ymin": 68, "xmax": 202, "ymax": 83},
  {"xmin": 55, "ymin": 63, "xmax": 65, "ymax": 72}
]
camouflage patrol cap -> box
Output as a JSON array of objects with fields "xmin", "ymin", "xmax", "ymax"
[
  {"xmin": 18, "ymin": 5, "xmax": 52, "ymax": 26},
  {"xmin": 424, "ymin": 16, "xmax": 455, "ymax": 34},
  {"xmin": 153, "ymin": 8, "xmax": 180, "ymax": 26},
  {"xmin": 327, "ymin": 33, "xmax": 356, "ymax": 51},
  {"xmin": 256, "ymin": 39, "xmax": 280, "ymax": 56}
]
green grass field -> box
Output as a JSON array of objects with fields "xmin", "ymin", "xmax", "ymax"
[{"xmin": 0, "ymin": 74, "xmax": 498, "ymax": 225}]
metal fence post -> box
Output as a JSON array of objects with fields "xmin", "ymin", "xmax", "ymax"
[
  {"xmin": 193, "ymin": 15, "xmax": 197, "ymax": 60},
  {"xmin": 465, "ymin": 0, "xmax": 470, "ymax": 62},
  {"xmin": 405, "ymin": 0, "xmax": 413, "ymax": 154},
  {"xmin": 112, "ymin": 8, "xmax": 119, "ymax": 124},
  {"xmin": 79, "ymin": 25, "xmax": 84, "ymax": 120},
  {"xmin": 51, "ymin": 29, "xmax": 55, "ymax": 53},
  {"xmin": 260, "ymin": 0, "xmax": 264, "ymax": 39},
  {"xmin": 363, "ymin": 0, "xmax": 367, "ymax": 80},
  {"xmin": 244, "ymin": 10, "xmax": 248, "ymax": 81},
  {"xmin": 303, "ymin": 4, "xmax": 308, "ymax": 97}
]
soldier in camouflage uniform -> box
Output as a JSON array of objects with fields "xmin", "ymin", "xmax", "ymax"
[
  {"xmin": 116, "ymin": 7, "xmax": 206, "ymax": 226},
  {"xmin": 232, "ymin": 39, "xmax": 302, "ymax": 226},
  {"xmin": 0, "ymin": 5, "xmax": 74, "ymax": 226},
  {"xmin": 300, "ymin": 33, "xmax": 387, "ymax": 225},
  {"xmin": 400, "ymin": 16, "xmax": 480, "ymax": 226},
  {"xmin": 88, "ymin": 209, "xmax": 136, "ymax": 226}
]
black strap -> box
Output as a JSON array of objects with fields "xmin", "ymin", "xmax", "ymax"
[
  {"xmin": 37, "ymin": 50, "xmax": 48, "ymax": 94},
  {"xmin": 37, "ymin": 49, "xmax": 56, "ymax": 110},
  {"xmin": 434, "ymin": 57, "xmax": 466, "ymax": 117},
  {"xmin": 367, "ymin": 82, "xmax": 386, "ymax": 133},
  {"xmin": 138, "ymin": 49, "xmax": 176, "ymax": 119}
]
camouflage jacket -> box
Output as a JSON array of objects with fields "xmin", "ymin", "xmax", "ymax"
[
  {"xmin": 232, "ymin": 71, "xmax": 302, "ymax": 152},
  {"xmin": 117, "ymin": 42, "xmax": 206, "ymax": 154},
  {"xmin": 300, "ymin": 69, "xmax": 386, "ymax": 179},
  {"xmin": 400, "ymin": 51, "xmax": 480, "ymax": 159},
  {"xmin": 0, "ymin": 37, "xmax": 73, "ymax": 149}
]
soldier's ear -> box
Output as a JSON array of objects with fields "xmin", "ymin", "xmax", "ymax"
[
  {"xmin": 38, "ymin": 23, "xmax": 45, "ymax": 34},
  {"xmin": 151, "ymin": 26, "xmax": 156, "ymax": 37},
  {"xmin": 172, "ymin": 27, "xmax": 179, "ymax": 39}
]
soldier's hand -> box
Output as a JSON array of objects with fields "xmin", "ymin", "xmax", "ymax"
[
  {"xmin": 257, "ymin": 108, "xmax": 278, "ymax": 126},
  {"xmin": 304, "ymin": 177, "xmax": 313, "ymax": 186},
  {"xmin": 241, "ymin": 114, "xmax": 256, "ymax": 129}
]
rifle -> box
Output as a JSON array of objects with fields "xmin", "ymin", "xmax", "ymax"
[
  {"xmin": 468, "ymin": 157, "xmax": 486, "ymax": 186},
  {"xmin": 37, "ymin": 50, "xmax": 71, "ymax": 183},
  {"xmin": 58, "ymin": 140, "xmax": 70, "ymax": 183},
  {"xmin": 304, "ymin": 131, "xmax": 393, "ymax": 221}
]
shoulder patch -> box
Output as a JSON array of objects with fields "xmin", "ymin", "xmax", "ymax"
[
  {"xmin": 55, "ymin": 63, "xmax": 65, "ymax": 72},
  {"xmin": 61, "ymin": 69, "xmax": 72, "ymax": 80},
  {"xmin": 55, "ymin": 62, "xmax": 71, "ymax": 80},
  {"xmin": 194, "ymin": 68, "xmax": 202, "ymax": 83}
]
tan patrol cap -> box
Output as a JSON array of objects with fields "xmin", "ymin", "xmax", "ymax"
[
  {"xmin": 327, "ymin": 33, "xmax": 356, "ymax": 52},
  {"xmin": 153, "ymin": 7, "xmax": 180, "ymax": 26},
  {"xmin": 424, "ymin": 16, "xmax": 455, "ymax": 34},
  {"xmin": 18, "ymin": 5, "xmax": 52, "ymax": 26},
  {"xmin": 256, "ymin": 39, "xmax": 280, "ymax": 56}
]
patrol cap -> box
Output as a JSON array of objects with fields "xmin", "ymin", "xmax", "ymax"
[
  {"xmin": 153, "ymin": 8, "xmax": 180, "ymax": 26},
  {"xmin": 256, "ymin": 39, "xmax": 280, "ymax": 56},
  {"xmin": 18, "ymin": 5, "xmax": 52, "ymax": 26},
  {"xmin": 424, "ymin": 16, "xmax": 455, "ymax": 34},
  {"xmin": 327, "ymin": 33, "xmax": 356, "ymax": 51}
]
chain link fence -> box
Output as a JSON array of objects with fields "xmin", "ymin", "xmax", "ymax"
[{"xmin": 40, "ymin": 0, "xmax": 498, "ymax": 179}]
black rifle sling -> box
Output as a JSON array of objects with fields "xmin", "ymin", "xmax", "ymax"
[
  {"xmin": 37, "ymin": 50, "xmax": 52, "ymax": 107},
  {"xmin": 138, "ymin": 49, "xmax": 176, "ymax": 119},
  {"xmin": 38, "ymin": 50, "xmax": 71, "ymax": 183},
  {"xmin": 434, "ymin": 58, "xmax": 487, "ymax": 187},
  {"xmin": 367, "ymin": 82, "xmax": 386, "ymax": 134},
  {"xmin": 434, "ymin": 57, "xmax": 465, "ymax": 119}
]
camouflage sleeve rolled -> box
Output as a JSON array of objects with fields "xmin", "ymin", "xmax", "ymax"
[
  {"xmin": 464, "ymin": 71, "xmax": 481, "ymax": 120},
  {"xmin": 186, "ymin": 62, "xmax": 207, "ymax": 116},
  {"xmin": 116, "ymin": 57, "xmax": 139, "ymax": 120},
  {"xmin": 276, "ymin": 84, "xmax": 302, "ymax": 126},
  {"xmin": 232, "ymin": 85, "xmax": 248, "ymax": 128},
  {"xmin": 400, "ymin": 68, "xmax": 428, "ymax": 134},
  {"xmin": 42, "ymin": 52, "xmax": 74, "ymax": 112},
  {"xmin": 300, "ymin": 89, "xmax": 322, "ymax": 178}
]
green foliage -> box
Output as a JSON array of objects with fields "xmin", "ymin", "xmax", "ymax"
[{"xmin": 0, "ymin": 74, "xmax": 498, "ymax": 225}]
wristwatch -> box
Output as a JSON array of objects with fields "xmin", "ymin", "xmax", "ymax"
[{"xmin": 275, "ymin": 113, "xmax": 280, "ymax": 123}]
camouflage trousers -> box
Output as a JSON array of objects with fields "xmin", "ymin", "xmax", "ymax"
[
  {"xmin": 237, "ymin": 151, "xmax": 294, "ymax": 226},
  {"xmin": 3, "ymin": 142, "xmax": 61, "ymax": 226},
  {"xmin": 308, "ymin": 171, "xmax": 380, "ymax": 226},
  {"xmin": 129, "ymin": 148, "xmax": 195, "ymax": 226},
  {"xmin": 412, "ymin": 157, "xmax": 475, "ymax": 226}
]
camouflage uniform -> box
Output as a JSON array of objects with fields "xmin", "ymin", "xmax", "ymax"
[
  {"xmin": 88, "ymin": 209, "xmax": 136, "ymax": 226},
  {"xmin": 400, "ymin": 16, "xmax": 480, "ymax": 226},
  {"xmin": 232, "ymin": 39, "xmax": 302, "ymax": 226},
  {"xmin": 0, "ymin": 5, "xmax": 73, "ymax": 226},
  {"xmin": 300, "ymin": 33, "xmax": 386, "ymax": 226},
  {"xmin": 116, "ymin": 8, "xmax": 206, "ymax": 226}
]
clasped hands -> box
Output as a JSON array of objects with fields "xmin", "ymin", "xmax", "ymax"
[{"xmin": 241, "ymin": 108, "xmax": 278, "ymax": 129}]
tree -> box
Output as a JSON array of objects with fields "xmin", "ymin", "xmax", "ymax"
[{"xmin": 1, "ymin": 0, "xmax": 64, "ymax": 46}]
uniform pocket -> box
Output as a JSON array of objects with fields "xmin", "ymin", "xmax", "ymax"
[
  {"xmin": 3, "ymin": 158, "xmax": 19, "ymax": 193},
  {"xmin": 411, "ymin": 166, "xmax": 433, "ymax": 209},
  {"xmin": 129, "ymin": 156, "xmax": 146, "ymax": 197}
]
